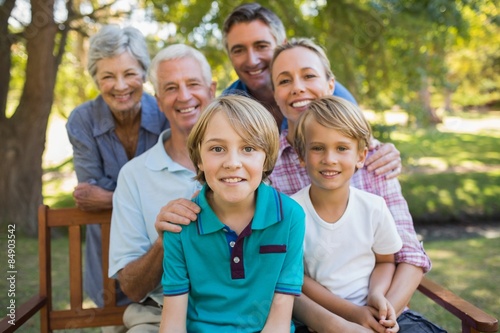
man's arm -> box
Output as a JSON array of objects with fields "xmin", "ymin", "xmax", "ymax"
[
  {"xmin": 117, "ymin": 238, "xmax": 164, "ymax": 302},
  {"xmin": 109, "ymin": 166, "xmax": 164, "ymax": 301},
  {"xmin": 159, "ymin": 294, "xmax": 188, "ymax": 333},
  {"xmin": 155, "ymin": 198, "xmax": 200, "ymax": 234}
]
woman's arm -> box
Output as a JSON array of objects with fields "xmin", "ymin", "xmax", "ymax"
[
  {"xmin": 72, "ymin": 183, "xmax": 113, "ymax": 211},
  {"xmin": 159, "ymin": 294, "xmax": 188, "ymax": 333},
  {"xmin": 386, "ymin": 263, "xmax": 424, "ymax": 316},
  {"xmin": 66, "ymin": 107, "xmax": 115, "ymax": 210}
]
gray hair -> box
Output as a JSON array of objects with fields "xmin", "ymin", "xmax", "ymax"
[
  {"xmin": 222, "ymin": 3, "xmax": 286, "ymax": 51},
  {"xmin": 87, "ymin": 25, "xmax": 150, "ymax": 82},
  {"xmin": 148, "ymin": 44, "xmax": 213, "ymax": 94}
]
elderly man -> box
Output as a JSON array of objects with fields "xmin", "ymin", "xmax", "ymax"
[{"xmin": 108, "ymin": 44, "xmax": 215, "ymax": 332}]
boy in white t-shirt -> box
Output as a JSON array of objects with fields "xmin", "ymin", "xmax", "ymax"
[{"xmin": 291, "ymin": 95, "xmax": 402, "ymax": 333}]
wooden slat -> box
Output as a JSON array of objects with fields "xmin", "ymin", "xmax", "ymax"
[
  {"xmin": 68, "ymin": 225, "xmax": 83, "ymax": 309},
  {"xmin": 46, "ymin": 208, "xmax": 112, "ymax": 228},
  {"xmin": 38, "ymin": 205, "xmax": 51, "ymax": 333},
  {"xmin": 418, "ymin": 276, "xmax": 499, "ymax": 332},
  {"xmin": 49, "ymin": 307, "xmax": 127, "ymax": 330},
  {"xmin": 101, "ymin": 223, "xmax": 117, "ymax": 307}
]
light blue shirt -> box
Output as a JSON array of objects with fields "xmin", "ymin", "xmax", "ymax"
[
  {"xmin": 109, "ymin": 130, "xmax": 200, "ymax": 304},
  {"xmin": 66, "ymin": 93, "xmax": 168, "ymax": 307}
]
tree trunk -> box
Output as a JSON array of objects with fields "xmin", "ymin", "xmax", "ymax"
[
  {"xmin": 0, "ymin": 0, "xmax": 58, "ymax": 236},
  {"xmin": 419, "ymin": 75, "xmax": 442, "ymax": 125}
]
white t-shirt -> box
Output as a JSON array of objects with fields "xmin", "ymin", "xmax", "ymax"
[{"xmin": 292, "ymin": 185, "xmax": 402, "ymax": 306}]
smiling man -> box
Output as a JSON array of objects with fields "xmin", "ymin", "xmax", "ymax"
[
  {"xmin": 108, "ymin": 44, "xmax": 216, "ymax": 332},
  {"xmin": 222, "ymin": 2, "xmax": 357, "ymax": 131}
]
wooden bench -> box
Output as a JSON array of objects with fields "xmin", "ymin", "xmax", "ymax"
[
  {"xmin": 0, "ymin": 205, "xmax": 126, "ymax": 333},
  {"xmin": 0, "ymin": 205, "xmax": 498, "ymax": 333}
]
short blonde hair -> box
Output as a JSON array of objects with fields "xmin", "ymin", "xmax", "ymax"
[
  {"xmin": 294, "ymin": 96, "xmax": 371, "ymax": 159},
  {"xmin": 188, "ymin": 95, "xmax": 279, "ymax": 184}
]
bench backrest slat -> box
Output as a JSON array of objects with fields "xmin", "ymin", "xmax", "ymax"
[{"xmin": 38, "ymin": 205, "xmax": 126, "ymax": 332}]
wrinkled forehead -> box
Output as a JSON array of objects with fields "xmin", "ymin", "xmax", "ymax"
[{"xmin": 226, "ymin": 20, "xmax": 277, "ymax": 46}]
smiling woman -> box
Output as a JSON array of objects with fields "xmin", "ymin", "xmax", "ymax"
[{"xmin": 64, "ymin": 25, "xmax": 169, "ymax": 330}]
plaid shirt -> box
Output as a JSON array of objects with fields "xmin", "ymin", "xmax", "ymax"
[{"xmin": 269, "ymin": 130, "xmax": 431, "ymax": 272}]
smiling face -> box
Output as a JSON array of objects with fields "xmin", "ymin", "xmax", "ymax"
[
  {"xmin": 155, "ymin": 57, "xmax": 216, "ymax": 137},
  {"xmin": 198, "ymin": 111, "xmax": 266, "ymax": 208},
  {"xmin": 226, "ymin": 20, "xmax": 277, "ymax": 95},
  {"xmin": 301, "ymin": 117, "xmax": 366, "ymax": 194},
  {"xmin": 272, "ymin": 47, "xmax": 335, "ymax": 129},
  {"xmin": 95, "ymin": 51, "xmax": 145, "ymax": 115}
]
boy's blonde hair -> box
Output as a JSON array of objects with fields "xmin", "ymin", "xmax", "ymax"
[
  {"xmin": 188, "ymin": 95, "xmax": 279, "ymax": 184},
  {"xmin": 294, "ymin": 95, "xmax": 372, "ymax": 159}
]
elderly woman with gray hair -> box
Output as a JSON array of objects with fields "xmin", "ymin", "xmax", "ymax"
[{"xmin": 66, "ymin": 25, "xmax": 169, "ymax": 331}]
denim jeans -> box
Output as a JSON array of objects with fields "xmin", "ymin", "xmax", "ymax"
[{"xmin": 398, "ymin": 310, "xmax": 447, "ymax": 333}]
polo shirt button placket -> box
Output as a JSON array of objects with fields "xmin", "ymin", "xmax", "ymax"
[
  {"xmin": 233, "ymin": 256, "xmax": 240, "ymax": 263},
  {"xmin": 229, "ymin": 241, "xmax": 235, "ymax": 248}
]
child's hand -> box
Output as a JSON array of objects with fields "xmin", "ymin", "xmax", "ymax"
[
  {"xmin": 348, "ymin": 305, "xmax": 387, "ymax": 333},
  {"xmin": 367, "ymin": 293, "xmax": 399, "ymax": 332}
]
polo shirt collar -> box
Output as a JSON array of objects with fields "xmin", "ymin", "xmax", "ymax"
[
  {"xmin": 194, "ymin": 182, "xmax": 283, "ymax": 235},
  {"xmin": 144, "ymin": 129, "xmax": 186, "ymax": 173}
]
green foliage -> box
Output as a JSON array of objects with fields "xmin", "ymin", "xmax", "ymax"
[
  {"xmin": 53, "ymin": 37, "xmax": 99, "ymax": 119},
  {"xmin": 136, "ymin": 0, "xmax": 499, "ymax": 121},
  {"xmin": 446, "ymin": 1, "xmax": 500, "ymax": 107}
]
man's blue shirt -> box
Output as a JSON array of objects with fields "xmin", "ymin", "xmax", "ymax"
[{"xmin": 223, "ymin": 79, "xmax": 357, "ymax": 105}]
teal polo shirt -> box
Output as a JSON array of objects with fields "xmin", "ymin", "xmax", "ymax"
[{"xmin": 162, "ymin": 182, "xmax": 305, "ymax": 333}]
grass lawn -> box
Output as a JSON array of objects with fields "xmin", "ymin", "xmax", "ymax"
[
  {"xmin": 410, "ymin": 235, "xmax": 500, "ymax": 332},
  {"xmin": 390, "ymin": 115, "xmax": 500, "ymax": 223},
  {"xmin": 0, "ymin": 235, "xmax": 101, "ymax": 333}
]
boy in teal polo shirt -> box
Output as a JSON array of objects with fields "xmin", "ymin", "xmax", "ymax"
[{"xmin": 160, "ymin": 95, "xmax": 305, "ymax": 333}]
